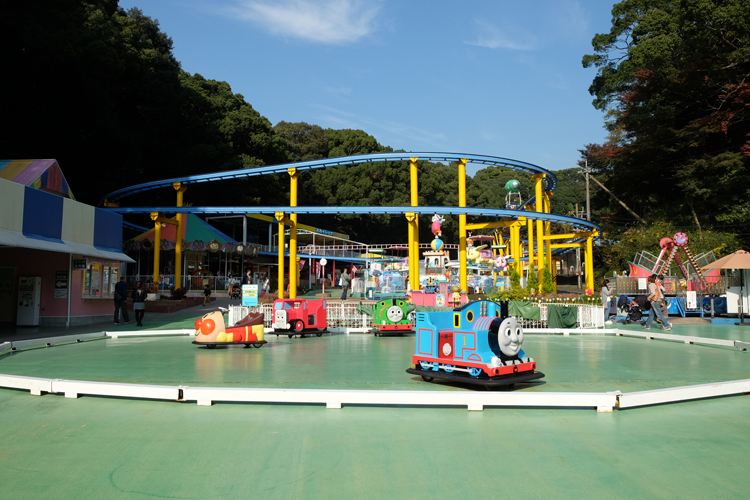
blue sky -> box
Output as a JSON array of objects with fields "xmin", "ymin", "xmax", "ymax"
[{"xmin": 119, "ymin": 0, "xmax": 616, "ymax": 176}]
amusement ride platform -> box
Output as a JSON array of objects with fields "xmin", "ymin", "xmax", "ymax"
[{"xmin": 1, "ymin": 298, "xmax": 749, "ymax": 499}]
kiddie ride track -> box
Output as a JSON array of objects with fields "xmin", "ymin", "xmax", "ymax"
[
  {"xmin": 99, "ymin": 152, "xmax": 603, "ymax": 297},
  {"xmin": 99, "ymin": 152, "xmax": 561, "ymax": 204}
]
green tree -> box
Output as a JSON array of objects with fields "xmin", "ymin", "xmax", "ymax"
[
  {"xmin": 274, "ymin": 122, "xmax": 330, "ymax": 162},
  {"xmin": 466, "ymin": 167, "xmax": 534, "ymax": 210},
  {"xmin": 541, "ymin": 268, "xmax": 555, "ymax": 295},
  {"xmin": 510, "ymin": 269, "xmax": 521, "ymax": 290},
  {"xmin": 549, "ymin": 168, "xmax": 587, "ymax": 216},
  {"xmin": 582, "ymin": 0, "xmax": 750, "ymax": 236},
  {"xmin": 526, "ymin": 262, "xmax": 539, "ymax": 294},
  {"xmin": 177, "ymin": 73, "xmax": 289, "ymax": 207}
]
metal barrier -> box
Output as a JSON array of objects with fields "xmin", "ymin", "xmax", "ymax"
[
  {"xmin": 229, "ymin": 302, "xmax": 605, "ymax": 331},
  {"xmin": 515, "ymin": 303, "xmax": 605, "ymax": 330}
]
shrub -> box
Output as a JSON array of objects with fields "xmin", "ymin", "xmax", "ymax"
[
  {"xmin": 541, "ymin": 268, "xmax": 555, "ymax": 295},
  {"xmin": 489, "ymin": 288, "xmax": 530, "ymax": 302},
  {"xmin": 170, "ymin": 287, "xmax": 188, "ymax": 300},
  {"xmin": 526, "ymin": 262, "xmax": 538, "ymax": 293},
  {"xmin": 510, "ymin": 269, "xmax": 521, "ymax": 289}
]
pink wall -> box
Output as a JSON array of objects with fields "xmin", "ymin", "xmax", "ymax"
[{"xmin": 0, "ymin": 248, "xmax": 115, "ymax": 320}]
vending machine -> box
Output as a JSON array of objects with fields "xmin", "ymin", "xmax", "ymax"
[{"xmin": 17, "ymin": 277, "xmax": 41, "ymax": 326}]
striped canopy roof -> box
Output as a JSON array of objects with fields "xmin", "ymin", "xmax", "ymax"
[{"xmin": 0, "ymin": 159, "xmax": 74, "ymax": 199}]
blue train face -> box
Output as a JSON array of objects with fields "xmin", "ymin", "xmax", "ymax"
[
  {"xmin": 489, "ymin": 316, "xmax": 524, "ymax": 357},
  {"xmin": 411, "ymin": 300, "xmax": 538, "ymax": 382}
]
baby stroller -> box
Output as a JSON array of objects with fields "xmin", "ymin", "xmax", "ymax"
[
  {"xmin": 617, "ymin": 295, "xmax": 649, "ymax": 325},
  {"xmin": 228, "ymin": 279, "xmax": 240, "ymax": 300}
]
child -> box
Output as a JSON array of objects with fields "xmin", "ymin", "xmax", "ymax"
[
  {"xmin": 661, "ymin": 299, "xmax": 669, "ymax": 318},
  {"xmin": 203, "ymin": 284, "xmax": 211, "ymax": 306}
]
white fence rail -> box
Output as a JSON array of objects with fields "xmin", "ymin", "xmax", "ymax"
[{"xmin": 229, "ymin": 302, "xmax": 605, "ymax": 331}]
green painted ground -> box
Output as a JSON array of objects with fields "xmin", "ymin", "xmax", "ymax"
[
  {"xmin": 0, "ymin": 387, "xmax": 748, "ymax": 499},
  {"xmin": 1, "ymin": 318, "xmax": 750, "ymax": 499},
  {"xmin": 2, "ymin": 328, "xmax": 748, "ymax": 393}
]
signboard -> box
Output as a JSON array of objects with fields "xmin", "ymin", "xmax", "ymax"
[
  {"xmin": 637, "ymin": 278, "xmax": 647, "ymax": 291},
  {"xmin": 686, "ymin": 291, "xmax": 697, "ymax": 310},
  {"xmin": 55, "ymin": 270, "xmax": 68, "ymax": 299},
  {"xmin": 73, "ymin": 259, "xmax": 87, "ymax": 270},
  {"xmin": 242, "ymin": 284, "xmax": 258, "ymax": 307}
]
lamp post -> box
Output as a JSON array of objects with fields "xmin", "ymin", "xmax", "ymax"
[{"xmin": 320, "ymin": 258, "xmax": 327, "ymax": 296}]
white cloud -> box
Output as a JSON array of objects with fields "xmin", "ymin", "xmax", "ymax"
[
  {"xmin": 310, "ymin": 104, "xmax": 448, "ymax": 148},
  {"xmin": 466, "ymin": 20, "xmax": 537, "ymax": 51},
  {"xmin": 227, "ymin": 0, "xmax": 381, "ymax": 44},
  {"xmin": 550, "ymin": 0, "xmax": 590, "ymax": 42}
]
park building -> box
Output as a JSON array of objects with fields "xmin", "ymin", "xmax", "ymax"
[{"xmin": 0, "ymin": 159, "xmax": 133, "ymax": 327}]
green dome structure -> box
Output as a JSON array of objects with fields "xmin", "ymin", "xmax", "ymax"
[{"xmin": 505, "ymin": 179, "xmax": 521, "ymax": 192}]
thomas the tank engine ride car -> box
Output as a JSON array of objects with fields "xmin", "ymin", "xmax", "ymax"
[
  {"xmin": 356, "ymin": 298, "xmax": 416, "ymax": 336},
  {"xmin": 406, "ymin": 300, "xmax": 544, "ymax": 387}
]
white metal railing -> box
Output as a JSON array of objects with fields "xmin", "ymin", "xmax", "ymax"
[
  {"xmin": 229, "ymin": 302, "xmax": 370, "ymax": 329},
  {"xmin": 516, "ymin": 303, "xmax": 605, "ymax": 329},
  {"xmin": 229, "ymin": 302, "xmax": 605, "ymax": 330}
]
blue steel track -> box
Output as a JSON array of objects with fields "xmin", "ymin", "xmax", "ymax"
[
  {"xmin": 103, "ymin": 206, "xmax": 600, "ymax": 232},
  {"xmin": 99, "ymin": 153, "xmax": 557, "ymax": 204},
  {"xmin": 100, "ymin": 152, "xmax": 600, "ymax": 232}
]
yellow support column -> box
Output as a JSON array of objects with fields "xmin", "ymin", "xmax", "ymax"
[
  {"xmin": 526, "ymin": 215, "xmax": 534, "ymax": 270},
  {"xmin": 513, "ymin": 222, "xmax": 523, "ymax": 276},
  {"xmin": 585, "ymin": 234, "xmax": 594, "ymax": 291},
  {"xmin": 173, "ymin": 183, "xmax": 187, "ymax": 291},
  {"xmin": 276, "ymin": 211, "xmax": 285, "ymax": 297},
  {"xmin": 150, "ymin": 212, "xmax": 161, "ymax": 294},
  {"xmin": 288, "ymin": 168, "xmax": 299, "ymax": 299},
  {"xmin": 509, "ymin": 223, "xmax": 516, "ymax": 275},
  {"xmin": 532, "ymin": 174, "xmax": 546, "ymax": 280},
  {"xmin": 406, "ymin": 212, "xmax": 417, "ymax": 289},
  {"xmin": 544, "ymin": 192, "xmax": 553, "ymax": 274},
  {"xmin": 457, "ymin": 158, "xmax": 468, "ymax": 292},
  {"xmin": 409, "ymin": 158, "xmax": 420, "ymax": 289}
]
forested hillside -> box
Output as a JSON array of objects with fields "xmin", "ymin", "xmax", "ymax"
[
  {"xmin": 582, "ymin": 0, "xmax": 749, "ymax": 271},
  {"xmin": 2, "ymin": 1, "xmax": 747, "ymax": 277}
]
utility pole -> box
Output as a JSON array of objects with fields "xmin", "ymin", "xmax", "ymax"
[
  {"xmin": 583, "ymin": 159, "xmax": 591, "ymax": 221},
  {"xmin": 575, "ymin": 203, "xmax": 582, "ymax": 289},
  {"xmin": 576, "ymin": 159, "xmax": 591, "ymax": 291}
]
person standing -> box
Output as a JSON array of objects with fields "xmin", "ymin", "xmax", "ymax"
[
  {"xmin": 113, "ymin": 276, "xmax": 131, "ymax": 325},
  {"xmin": 340, "ymin": 268, "xmax": 351, "ymax": 301},
  {"xmin": 661, "ymin": 298, "xmax": 669, "ymax": 319},
  {"xmin": 263, "ymin": 276, "xmax": 270, "ymax": 295},
  {"xmin": 643, "ymin": 275, "xmax": 672, "ymax": 331},
  {"xmin": 601, "ymin": 279, "xmax": 613, "ymax": 325},
  {"xmin": 203, "ymin": 284, "xmax": 212, "ymax": 306},
  {"xmin": 241, "ymin": 270, "xmax": 252, "ymax": 286},
  {"xmin": 133, "ymin": 281, "xmax": 147, "ymax": 327},
  {"xmin": 227, "ymin": 273, "xmax": 235, "ymax": 297}
]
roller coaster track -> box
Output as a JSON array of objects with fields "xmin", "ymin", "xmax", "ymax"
[
  {"xmin": 99, "ymin": 152, "xmax": 557, "ymax": 205},
  {"xmin": 100, "ymin": 151, "xmax": 598, "ymax": 232},
  {"xmin": 103, "ymin": 205, "xmax": 600, "ymax": 232}
]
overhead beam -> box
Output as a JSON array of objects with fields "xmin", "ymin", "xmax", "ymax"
[{"xmin": 105, "ymin": 206, "xmax": 602, "ymax": 233}]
